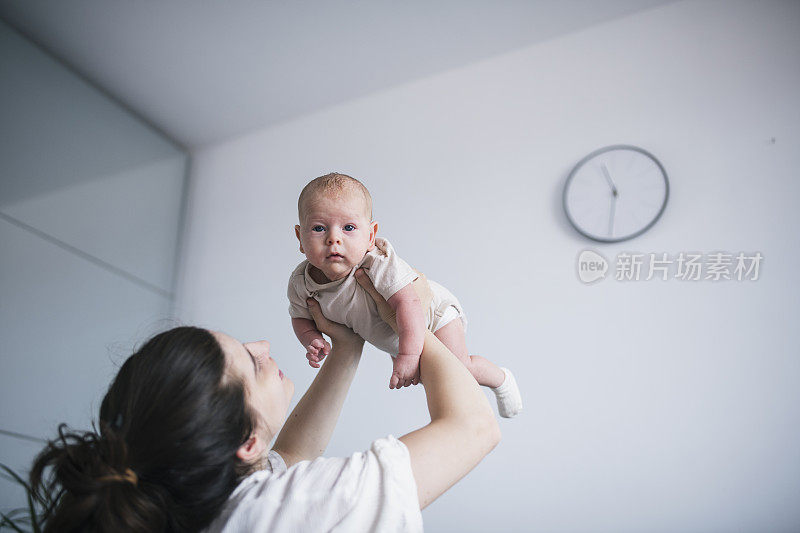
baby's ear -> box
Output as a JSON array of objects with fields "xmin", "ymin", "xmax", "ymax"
[
  {"xmin": 367, "ymin": 221, "xmax": 378, "ymax": 251},
  {"xmin": 295, "ymin": 225, "xmax": 304, "ymax": 253}
]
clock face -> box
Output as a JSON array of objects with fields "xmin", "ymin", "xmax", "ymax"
[{"xmin": 563, "ymin": 145, "xmax": 669, "ymax": 242}]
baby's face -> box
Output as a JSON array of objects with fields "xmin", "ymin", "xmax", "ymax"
[{"xmin": 295, "ymin": 192, "xmax": 376, "ymax": 282}]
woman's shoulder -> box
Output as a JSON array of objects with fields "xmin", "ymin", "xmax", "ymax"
[
  {"xmin": 251, "ymin": 435, "xmax": 410, "ymax": 495},
  {"xmin": 204, "ymin": 436, "xmax": 422, "ymax": 532}
]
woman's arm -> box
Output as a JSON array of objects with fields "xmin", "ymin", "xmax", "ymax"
[
  {"xmin": 272, "ymin": 299, "xmax": 364, "ymax": 467},
  {"xmin": 355, "ymin": 269, "xmax": 501, "ymax": 509}
]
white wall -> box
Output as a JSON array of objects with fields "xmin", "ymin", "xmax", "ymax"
[
  {"xmin": 0, "ymin": 19, "xmax": 187, "ymax": 510},
  {"xmin": 176, "ymin": 1, "xmax": 800, "ymax": 531}
]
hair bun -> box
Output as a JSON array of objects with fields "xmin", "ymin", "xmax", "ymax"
[
  {"xmin": 30, "ymin": 423, "xmax": 167, "ymax": 532},
  {"xmin": 96, "ymin": 467, "xmax": 138, "ymax": 486}
]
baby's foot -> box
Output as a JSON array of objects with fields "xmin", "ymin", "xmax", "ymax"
[{"xmin": 491, "ymin": 368, "xmax": 522, "ymax": 418}]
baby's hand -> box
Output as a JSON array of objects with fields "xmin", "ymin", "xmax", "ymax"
[
  {"xmin": 306, "ymin": 337, "xmax": 331, "ymax": 368},
  {"xmin": 390, "ymin": 353, "xmax": 421, "ymax": 389}
]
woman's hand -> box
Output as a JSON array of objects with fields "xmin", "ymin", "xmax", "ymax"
[
  {"xmin": 306, "ymin": 297, "xmax": 364, "ymax": 351},
  {"xmin": 354, "ymin": 269, "xmax": 433, "ymax": 333}
]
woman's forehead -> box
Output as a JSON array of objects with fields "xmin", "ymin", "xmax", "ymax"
[
  {"xmin": 212, "ymin": 331, "xmax": 243, "ymax": 365},
  {"xmin": 212, "ymin": 330, "xmax": 236, "ymax": 347}
]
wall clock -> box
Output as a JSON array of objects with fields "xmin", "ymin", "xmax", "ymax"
[{"xmin": 563, "ymin": 145, "xmax": 669, "ymax": 242}]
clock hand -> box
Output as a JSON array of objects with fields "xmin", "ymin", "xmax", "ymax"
[
  {"xmin": 601, "ymin": 163, "xmax": 619, "ymax": 197},
  {"xmin": 608, "ymin": 196, "xmax": 616, "ymax": 238}
]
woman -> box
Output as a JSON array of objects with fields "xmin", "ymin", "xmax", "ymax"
[{"xmin": 30, "ymin": 270, "xmax": 500, "ymax": 531}]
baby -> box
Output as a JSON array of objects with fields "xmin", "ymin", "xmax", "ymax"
[{"xmin": 288, "ymin": 173, "xmax": 522, "ymax": 417}]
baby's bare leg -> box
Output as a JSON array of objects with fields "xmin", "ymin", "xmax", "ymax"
[{"xmin": 433, "ymin": 318, "xmax": 505, "ymax": 389}]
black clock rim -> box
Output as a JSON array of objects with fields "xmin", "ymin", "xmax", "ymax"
[{"xmin": 562, "ymin": 144, "xmax": 670, "ymax": 243}]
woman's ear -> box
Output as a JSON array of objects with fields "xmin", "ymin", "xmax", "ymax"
[
  {"xmin": 236, "ymin": 434, "xmax": 266, "ymax": 464},
  {"xmin": 367, "ymin": 221, "xmax": 378, "ymax": 251},
  {"xmin": 295, "ymin": 225, "xmax": 304, "ymax": 253}
]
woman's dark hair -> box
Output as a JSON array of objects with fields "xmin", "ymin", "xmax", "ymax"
[{"xmin": 29, "ymin": 326, "xmax": 256, "ymax": 532}]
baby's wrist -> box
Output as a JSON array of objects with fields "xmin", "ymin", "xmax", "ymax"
[
  {"xmin": 398, "ymin": 344, "xmax": 423, "ymax": 359},
  {"xmin": 300, "ymin": 330, "xmax": 323, "ymax": 346}
]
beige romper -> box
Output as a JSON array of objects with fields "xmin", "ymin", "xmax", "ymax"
[{"xmin": 288, "ymin": 238, "xmax": 467, "ymax": 357}]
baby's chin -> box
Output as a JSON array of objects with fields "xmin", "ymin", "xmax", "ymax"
[{"xmin": 310, "ymin": 261, "xmax": 355, "ymax": 282}]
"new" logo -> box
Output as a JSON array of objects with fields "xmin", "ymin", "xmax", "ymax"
[{"xmin": 577, "ymin": 250, "xmax": 608, "ymax": 284}]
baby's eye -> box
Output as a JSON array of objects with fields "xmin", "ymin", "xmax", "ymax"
[
  {"xmin": 312, "ymin": 225, "xmax": 325, "ymax": 232},
  {"xmin": 343, "ymin": 224, "xmax": 356, "ymax": 232}
]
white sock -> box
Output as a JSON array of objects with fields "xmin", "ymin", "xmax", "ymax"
[{"xmin": 491, "ymin": 368, "xmax": 523, "ymax": 418}]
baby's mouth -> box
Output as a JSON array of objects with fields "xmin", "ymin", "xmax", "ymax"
[{"xmin": 327, "ymin": 252, "xmax": 345, "ymax": 260}]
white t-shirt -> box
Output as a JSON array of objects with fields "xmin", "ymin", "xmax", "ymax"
[
  {"xmin": 287, "ymin": 238, "xmax": 419, "ymax": 356},
  {"xmin": 204, "ymin": 435, "xmax": 423, "ymax": 533}
]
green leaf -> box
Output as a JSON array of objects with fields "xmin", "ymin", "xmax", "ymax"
[
  {"xmin": 26, "ymin": 490, "xmax": 39, "ymax": 533},
  {"xmin": 0, "ymin": 463, "xmax": 40, "ymax": 532},
  {"xmin": 0, "ymin": 464, "xmax": 31, "ymax": 493},
  {"xmin": 0, "ymin": 511, "xmax": 27, "ymax": 533}
]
